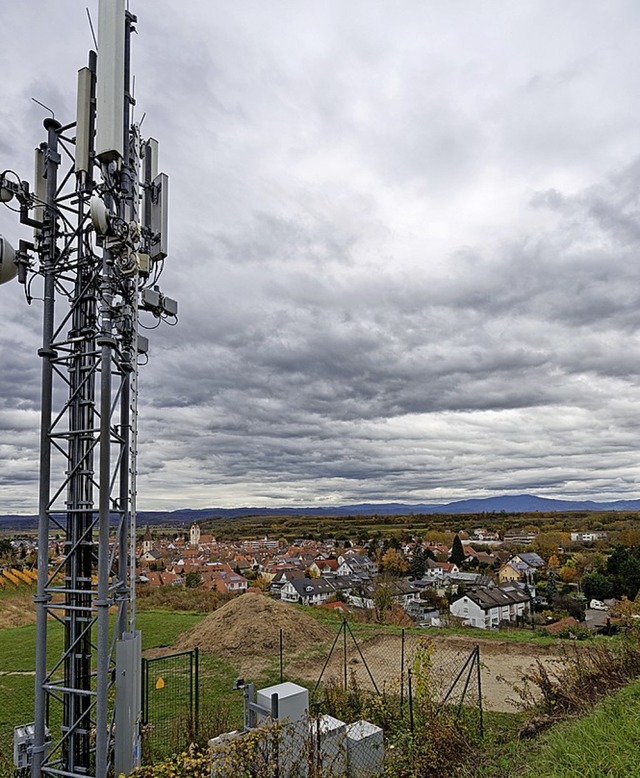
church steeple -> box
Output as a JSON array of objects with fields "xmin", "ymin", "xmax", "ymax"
[{"xmin": 142, "ymin": 525, "xmax": 153, "ymax": 554}]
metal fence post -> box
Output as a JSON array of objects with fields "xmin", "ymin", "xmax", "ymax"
[
  {"xmin": 400, "ymin": 628, "xmax": 405, "ymax": 713},
  {"xmin": 316, "ymin": 702, "xmax": 322, "ymax": 774},
  {"xmin": 280, "ymin": 628, "xmax": 284, "ymax": 683},
  {"xmin": 476, "ymin": 646, "xmax": 483, "ymax": 738},
  {"xmin": 141, "ymin": 657, "xmax": 147, "ymax": 725},
  {"xmin": 343, "ymin": 618, "xmax": 348, "ymax": 690},
  {"xmin": 194, "ymin": 646, "xmax": 200, "ymax": 737},
  {"xmin": 408, "ymin": 668, "xmax": 414, "ymax": 734}
]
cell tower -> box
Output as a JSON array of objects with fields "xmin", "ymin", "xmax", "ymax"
[{"xmin": 0, "ymin": 2, "xmax": 174, "ymax": 776}]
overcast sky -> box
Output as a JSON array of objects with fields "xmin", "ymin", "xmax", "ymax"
[{"xmin": 1, "ymin": 1, "xmax": 640, "ymax": 512}]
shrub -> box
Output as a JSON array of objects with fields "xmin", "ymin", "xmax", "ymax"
[{"xmin": 514, "ymin": 637, "xmax": 640, "ymax": 717}]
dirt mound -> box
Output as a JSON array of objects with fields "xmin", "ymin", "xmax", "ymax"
[{"xmin": 174, "ymin": 592, "xmax": 331, "ymax": 658}]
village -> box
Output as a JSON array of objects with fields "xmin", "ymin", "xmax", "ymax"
[{"xmin": 43, "ymin": 521, "xmax": 614, "ymax": 633}]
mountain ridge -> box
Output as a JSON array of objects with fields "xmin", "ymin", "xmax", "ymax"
[{"xmin": 1, "ymin": 493, "xmax": 639, "ymax": 529}]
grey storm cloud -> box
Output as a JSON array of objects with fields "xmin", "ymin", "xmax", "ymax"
[{"xmin": 2, "ymin": 0, "xmax": 640, "ymax": 510}]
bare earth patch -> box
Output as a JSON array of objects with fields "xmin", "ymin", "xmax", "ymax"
[
  {"xmin": 283, "ymin": 632, "xmax": 562, "ymax": 711},
  {"xmin": 0, "ymin": 592, "xmax": 36, "ymax": 628},
  {"xmin": 171, "ymin": 599, "xmax": 562, "ymax": 712}
]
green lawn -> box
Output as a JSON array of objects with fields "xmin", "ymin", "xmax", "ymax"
[
  {"xmin": 462, "ymin": 680, "xmax": 640, "ymax": 778},
  {"xmin": 520, "ymin": 680, "xmax": 640, "ymax": 778},
  {"xmin": 0, "ymin": 610, "xmax": 207, "ymax": 767},
  {"xmin": 2, "ymin": 604, "xmax": 639, "ymax": 776}
]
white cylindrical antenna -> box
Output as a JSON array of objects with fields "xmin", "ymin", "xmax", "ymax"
[
  {"xmin": 0, "ymin": 235, "xmax": 18, "ymax": 285},
  {"xmin": 95, "ymin": 0, "xmax": 125, "ymax": 162},
  {"xmin": 75, "ymin": 66, "xmax": 93, "ymax": 175},
  {"xmin": 33, "ymin": 146, "xmax": 47, "ymax": 236}
]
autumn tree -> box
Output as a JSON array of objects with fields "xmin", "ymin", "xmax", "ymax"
[
  {"xmin": 558, "ymin": 564, "xmax": 580, "ymax": 584},
  {"xmin": 610, "ymin": 595, "xmax": 640, "ymax": 635},
  {"xmin": 547, "ymin": 554, "xmax": 560, "ymax": 570},
  {"xmin": 424, "ymin": 530, "xmax": 454, "ymax": 546},
  {"xmin": 0, "ymin": 538, "xmax": 15, "ymax": 567},
  {"xmin": 380, "ymin": 548, "xmax": 408, "ymax": 577},
  {"xmin": 373, "ymin": 583, "xmax": 393, "ymax": 622},
  {"xmin": 533, "ymin": 531, "xmax": 568, "ymax": 559}
]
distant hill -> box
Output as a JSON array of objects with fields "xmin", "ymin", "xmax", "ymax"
[{"xmin": 2, "ymin": 493, "xmax": 639, "ymax": 530}]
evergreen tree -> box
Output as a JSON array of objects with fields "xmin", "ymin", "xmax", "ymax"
[
  {"xmin": 546, "ymin": 570, "xmax": 558, "ymax": 604},
  {"xmin": 449, "ymin": 534, "xmax": 466, "ymax": 566},
  {"xmin": 409, "ymin": 548, "xmax": 426, "ymax": 580},
  {"xmin": 185, "ymin": 570, "xmax": 203, "ymax": 588}
]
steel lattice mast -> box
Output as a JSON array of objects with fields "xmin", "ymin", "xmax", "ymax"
[{"xmin": 0, "ymin": 3, "xmax": 174, "ymax": 777}]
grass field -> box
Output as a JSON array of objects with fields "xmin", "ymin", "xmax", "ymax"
[
  {"xmin": 463, "ymin": 678, "xmax": 640, "ymax": 778},
  {"xmin": 2, "ymin": 602, "xmax": 639, "ymax": 776},
  {"xmin": 520, "ymin": 679, "xmax": 640, "ymax": 778},
  {"xmin": 0, "ymin": 610, "xmax": 207, "ymax": 770}
]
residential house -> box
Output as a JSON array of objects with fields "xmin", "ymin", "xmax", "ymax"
[
  {"xmin": 310, "ymin": 559, "xmax": 339, "ymax": 577},
  {"xmin": 347, "ymin": 579, "xmax": 420, "ymax": 611},
  {"xmin": 269, "ymin": 569, "xmax": 305, "ymax": 598},
  {"xmin": 502, "ymin": 531, "xmax": 537, "ymax": 545},
  {"xmin": 336, "ymin": 554, "xmax": 377, "ymax": 578},
  {"xmin": 423, "ymin": 559, "xmax": 459, "ymax": 582},
  {"xmin": 405, "ymin": 600, "xmax": 440, "ymax": 624},
  {"xmin": 450, "ymin": 584, "xmax": 531, "ymax": 629},
  {"xmin": 209, "ymin": 569, "xmax": 248, "ymax": 594},
  {"xmin": 139, "ymin": 548, "xmax": 163, "ymax": 565},
  {"xmin": 260, "ymin": 562, "xmax": 301, "ymax": 583},
  {"xmin": 280, "ymin": 576, "xmax": 336, "ymax": 606},
  {"xmin": 462, "ymin": 546, "xmax": 498, "ymax": 567},
  {"xmin": 570, "ymin": 531, "xmax": 607, "ymax": 543},
  {"xmin": 498, "ymin": 552, "xmax": 544, "ymax": 586}
]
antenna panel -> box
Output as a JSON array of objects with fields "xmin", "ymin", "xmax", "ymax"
[
  {"xmin": 144, "ymin": 138, "xmax": 159, "ymax": 183},
  {"xmin": 75, "ymin": 67, "xmax": 93, "ymax": 174},
  {"xmin": 33, "ymin": 146, "xmax": 46, "ymax": 235},
  {"xmin": 150, "ymin": 172, "xmax": 169, "ymax": 260},
  {"xmin": 142, "ymin": 139, "xmax": 158, "ymax": 230},
  {"xmin": 95, "ymin": 0, "xmax": 125, "ymax": 162}
]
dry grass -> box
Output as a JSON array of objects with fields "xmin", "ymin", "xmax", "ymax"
[{"xmin": 0, "ymin": 591, "xmax": 36, "ymax": 628}]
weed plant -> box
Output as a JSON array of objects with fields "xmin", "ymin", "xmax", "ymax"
[{"xmin": 513, "ymin": 633, "xmax": 640, "ymax": 716}]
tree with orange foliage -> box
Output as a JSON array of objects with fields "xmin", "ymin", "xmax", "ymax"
[
  {"xmin": 559, "ymin": 565, "xmax": 579, "ymax": 584},
  {"xmin": 380, "ymin": 548, "xmax": 408, "ymax": 577}
]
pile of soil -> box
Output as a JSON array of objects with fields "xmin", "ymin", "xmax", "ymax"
[{"xmin": 174, "ymin": 592, "xmax": 331, "ymax": 658}]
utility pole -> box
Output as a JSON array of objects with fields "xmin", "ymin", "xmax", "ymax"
[{"xmin": 0, "ymin": 2, "xmax": 175, "ymax": 776}]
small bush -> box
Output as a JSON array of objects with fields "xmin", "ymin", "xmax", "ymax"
[
  {"xmin": 516, "ymin": 637, "xmax": 640, "ymax": 717},
  {"xmin": 136, "ymin": 586, "xmax": 233, "ymax": 613},
  {"xmin": 128, "ymin": 744, "xmax": 210, "ymax": 778}
]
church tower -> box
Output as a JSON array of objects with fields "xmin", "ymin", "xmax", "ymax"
[
  {"xmin": 190, "ymin": 522, "xmax": 201, "ymax": 548},
  {"xmin": 142, "ymin": 525, "xmax": 153, "ymax": 555}
]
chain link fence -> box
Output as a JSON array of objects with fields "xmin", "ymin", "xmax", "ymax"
[
  {"xmin": 141, "ymin": 648, "xmax": 199, "ymax": 762},
  {"xmin": 200, "ymin": 618, "xmax": 484, "ymax": 777},
  {"xmin": 0, "ymin": 613, "xmax": 483, "ymax": 777}
]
